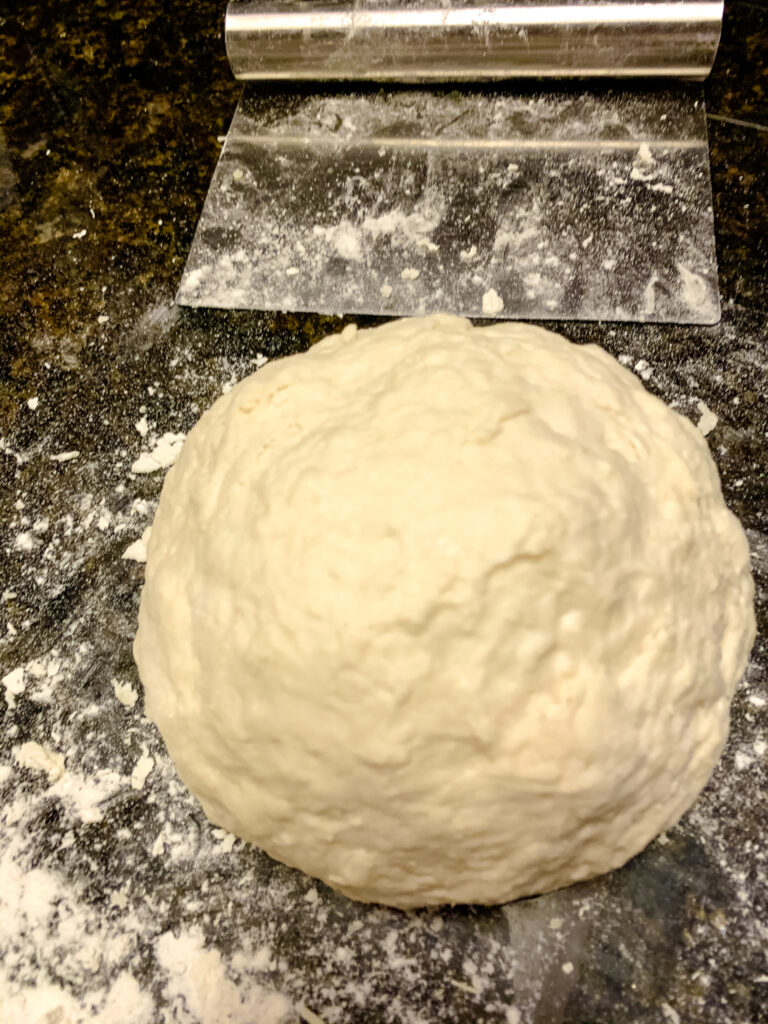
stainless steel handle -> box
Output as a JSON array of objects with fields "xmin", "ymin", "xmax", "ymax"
[{"xmin": 225, "ymin": 0, "xmax": 724, "ymax": 81}]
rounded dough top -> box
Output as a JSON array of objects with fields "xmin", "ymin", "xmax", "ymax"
[{"xmin": 135, "ymin": 315, "xmax": 755, "ymax": 908}]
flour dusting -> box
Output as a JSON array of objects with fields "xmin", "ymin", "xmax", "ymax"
[
  {"xmin": 696, "ymin": 399, "xmax": 719, "ymax": 437},
  {"xmin": 131, "ymin": 432, "xmax": 185, "ymax": 474}
]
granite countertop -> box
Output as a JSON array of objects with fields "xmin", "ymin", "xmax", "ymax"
[{"xmin": 1, "ymin": 1, "xmax": 767, "ymax": 1022}]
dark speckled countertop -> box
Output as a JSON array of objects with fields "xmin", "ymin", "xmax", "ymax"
[{"xmin": 1, "ymin": 2, "xmax": 767, "ymax": 1023}]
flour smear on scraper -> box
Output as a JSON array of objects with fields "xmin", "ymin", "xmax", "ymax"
[{"xmin": 134, "ymin": 315, "xmax": 755, "ymax": 908}]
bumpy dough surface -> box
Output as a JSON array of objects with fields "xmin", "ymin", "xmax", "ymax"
[{"xmin": 134, "ymin": 315, "xmax": 755, "ymax": 908}]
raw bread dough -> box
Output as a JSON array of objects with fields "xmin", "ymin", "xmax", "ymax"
[{"xmin": 134, "ymin": 315, "xmax": 755, "ymax": 908}]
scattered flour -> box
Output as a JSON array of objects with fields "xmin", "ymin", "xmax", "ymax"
[
  {"xmin": 131, "ymin": 432, "xmax": 185, "ymax": 474},
  {"xmin": 634, "ymin": 359, "xmax": 653, "ymax": 381},
  {"xmin": 123, "ymin": 526, "xmax": 152, "ymax": 563},
  {"xmin": 130, "ymin": 752, "xmax": 155, "ymax": 790},
  {"xmin": 696, "ymin": 399, "xmax": 719, "ymax": 437},
  {"xmin": 661, "ymin": 1003, "xmax": 681, "ymax": 1024},
  {"xmin": 678, "ymin": 263, "xmax": 709, "ymax": 311},
  {"xmin": 361, "ymin": 209, "xmax": 440, "ymax": 249},
  {"xmin": 113, "ymin": 678, "xmax": 139, "ymax": 708},
  {"xmin": 3, "ymin": 667, "xmax": 25, "ymax": 709},
  {"xmin": 155, "ymin": 928, "xmax": 293, "ymax": 1024},
  {"xmin": 482, "ymin": 288, "xmax": 505, "ymax": 316},
  {"xmin": 630, "ymin": 143, "xmax": 656, "ymax": 182},
  {"xmin": 312, "ymin": 220, "xmax": 362, "ymax": 261},
  {"xmin": 14, "ymin": 530, "xmax": 35, "ymax": 552},
  {"xmin": 49, "ymin": 766, "xmax": 125, "ymax": 823},
  {"xmin": 13, "ymin": 741, "xmax": 65, "ymax": 781},
  {"xmin": 641, "ymin": 275, "xmax": 658, "ymax": 316}
]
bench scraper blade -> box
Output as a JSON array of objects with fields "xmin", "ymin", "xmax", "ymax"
[{"xmin": 177, "ymin": 84, "xmax": 719, "ymax": 325}]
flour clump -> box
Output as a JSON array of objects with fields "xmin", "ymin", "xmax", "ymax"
[{"xmin": 134, "ymin": 315, "xmax": 755, "ymax": 908}]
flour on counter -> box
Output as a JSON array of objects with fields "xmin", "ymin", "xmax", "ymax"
[
  {"xmin": 630, "ymin": 143, "xmax": 657, "ymax": 182},
  {"xmin": 634, "ymin": 359, "xmax": 653, "ymax": 382},
  {"xmin": 130, "ymin": 752, "xmax": 155, "ymax": 790},
  {"xmin": 482, "ymin": 288, "xmax": 504, "ymax": 316},
  {"xmin": 3, "ymin": 668, "xmax": 25, "ymax": 709},
  {"xmin": 696, "ymin": 399, "xmax": 719, "ymax": 437},
  {"xmin": 123, "ymin": 526, "xmax": 152, "ymax": 562},
  {"xmin": 13, "ymin": 530, "xmax": 35, "ymax": 552},
  {"xmin": 156, "ymin": 928, "xmax": 293, "ymax": 1024},
  {"xmin": 113, "ymin": 678, "xmax": 139, "ymax": 708},
  {"xmin": 131, "ymin": 432, "xmax": 185, "ymax": 474},
  {"xmin": 13, "ymin": 741, "xmax": 65, "ymax": 781}
]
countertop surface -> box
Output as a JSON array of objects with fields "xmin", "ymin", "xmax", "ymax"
[{"xmin": 1, "ymin": 1, "xmax": 767, "ymax": 1022}]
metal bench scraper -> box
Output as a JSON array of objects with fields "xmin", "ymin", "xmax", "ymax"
[{"xmin": 178, "ymin": 0, "xmax": 724, "ymax": 324}]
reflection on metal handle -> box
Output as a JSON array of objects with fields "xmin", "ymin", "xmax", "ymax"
[{"xmin": 225, "ymin": 0, "xmax": 724, "ymax": 81}]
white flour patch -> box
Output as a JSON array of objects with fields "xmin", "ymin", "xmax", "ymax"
[
  {"xmin": 155, "ymin": 928, "xmax": 293, "ymax": 1024},
  {"xmin": 634, "ymin": 359, "xmax": 653, "ymax": 381},
  {"xmin": 49, "ymin": 766, "xmax": 125, "ymax": 823},
  {"xmin": 482, "ymin": 288, "xmax": 504, "ymax": 316},
  {"xmin": 113, "ymin": 678, "xmax": 139, "ymax": 708},
  {"xmin": 131, "ymin": 432, "xmax": 185, "ymax": 474},
  {"xmin": 130, "ymin": 752, "xmax": 155, "ymax": 790},
  {"xmin": 13, "ymin": 741, "xmax": 66, "ymax": 781},
  {"xmin": 678, "ymin": 264, "xmax": 709, "ymax": 311},
  {"xmin": 14, "ymin": 531, "xmax": 35, "ymax": 551},
  {"xmin": 3, "ymin": 667, "xmax": 25, "ymax": 709},
  {"xmin": 312, "ymin": 220, "xmax": 362, "ymax": 261},
  {"xmin": 123, "ymin": 526, "xmax": 152, "ymax": 562},
  {"xmin": 696, "ymin": 399, "xmax": 718, "ymax": 437},
  {"xmin": 362, "ymin": 209, "xmax": 440, "ymax": 248},
  {"xmin": 630, "ymin": 143, "xmax": 656, "ymax": 182}
]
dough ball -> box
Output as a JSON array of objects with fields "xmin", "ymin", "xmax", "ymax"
[{"xmin": 134, "ymin": 315, "xmax": 754, "ymax": 908}]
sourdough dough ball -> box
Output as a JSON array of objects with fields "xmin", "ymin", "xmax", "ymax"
[{"xmin": 134, "ymin": 315, "xmax": 755, "ymax": 908}]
